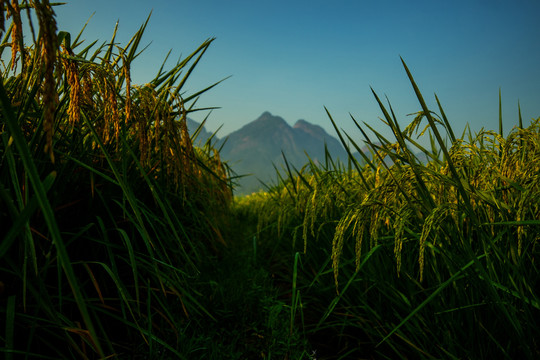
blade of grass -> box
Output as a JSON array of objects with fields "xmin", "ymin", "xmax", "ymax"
[
  {"xmin": 317, "ymin": 244, "xmax": 382, "ymax": 328},
  {"xmin": 325, "ymin": 107, "xmax": 370, "ymax": 189},
  {"xmin": 377, "ymin": 254, "xmax": 485, "ymax": 347},
  {"xmin": 5, "ymin": 295, "xmax": 16, "ymax": 360}
]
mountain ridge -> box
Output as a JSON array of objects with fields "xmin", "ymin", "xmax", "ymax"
[{"xmin": 187, "ymin": 111, "xmax": 348, "ymax": 194}]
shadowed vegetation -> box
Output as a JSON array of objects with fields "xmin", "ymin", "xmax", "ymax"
[{"xmin": 0, "ymin": 1, "xmax": 235, "ymax": 358}]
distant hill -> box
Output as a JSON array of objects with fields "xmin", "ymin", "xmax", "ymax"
[
  {"xmin": 187, "ymin": 112, "xmax": 430, "ymax": 195},
  {"xmin": 217, "ymin": 111, "xmax": 348, "ymax": 194}
]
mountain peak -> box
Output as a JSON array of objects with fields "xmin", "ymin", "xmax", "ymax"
[
  {"xmin": 293, "ymin": 119, "xmax": 310, "ymax": 127},
  {"xmin": 293, "ymin": 119, "xmax": 328, "ymax": 140},
  {"xmin": 219, "ymin": 113, "xmax": 347, "ymax": 194},
  {"xmin": 254, "ymin": 111, "xmax": 288, "ymax": 126}
]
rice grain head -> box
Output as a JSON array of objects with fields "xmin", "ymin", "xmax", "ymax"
[
  {"xmin": 419, "ymin": 204, "xmax": 450, "ymax": 282},
  {"xmin": 35, "ymin": 0, "xmax": 59, "ymax": 162},
  {"xmin": 332, "ymin": 208, "xmax": 359, "ymax": 291},
  {"xmin": 122, "ymin": 54, "xmax": 131, "ymax": 124},
  {"xmin": 105, "ymin": 73, "xmax": 120, "ymax": 146},
  {"xmin": 7, "ymin": 0, "xmax": 23, "ymax": 71},
  {"xmin": 352, "ymin": 211, "xmax": 367, "ymax": 271},
  {"xmin": 394, "ymin": 205, "xmax": 412, "ymax": 277},
  {"xmin": 61, "ymin": 47, "xmax": 81, "ymax": 127}
]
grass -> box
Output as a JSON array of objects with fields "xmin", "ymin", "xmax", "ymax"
[
  {"xmin": 1, "ymin": 1, "xmax": 539, "ymax": 359},
  {"xmin": 240, "ymin": 63, "xmax": 540, "ymax": 359},
  {"xmin": 0, "ymin": 1, "xmax": 234, "ymax": 358}
]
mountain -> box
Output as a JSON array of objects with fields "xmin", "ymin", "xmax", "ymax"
[
  {"xmin": 188, "ymin": 113, "xmax": 430, "ymax": 195},
  {"xmin": 217, "ymin": 111, "xmax": 348, "ymax": 194}
]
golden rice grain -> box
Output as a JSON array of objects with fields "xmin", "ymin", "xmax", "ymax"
[
  {"xmin": 7, "ymin": 0, "xmax": 22, "ymax": 71},
  {"xmin": 35, "ymin": 0, "xmax": 58, "ymax": 162},
  {"xmin": 122, "ymin": 55, "xmax": 131, "ymax": 124},
  {"xmin": 61, "ymin": 48, "xmax": 81, "ymax": 127}
]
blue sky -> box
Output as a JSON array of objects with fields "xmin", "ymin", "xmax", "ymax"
[{"xmin": 54, "ymin": 0, "xmax": 540, "ymax": 142}]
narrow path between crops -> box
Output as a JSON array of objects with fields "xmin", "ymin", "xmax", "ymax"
[{"xmin": 193, "ymin": 213, "xmax": 313, "ymax": 359}]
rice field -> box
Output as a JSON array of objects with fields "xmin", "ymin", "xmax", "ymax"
[
  {"xmin": 238, "ymin": 70, "xmax": 540, "ymax": 358},
  {"xmin": 1, "ymin": 2, "xmax": 539, "ymax": 359}
]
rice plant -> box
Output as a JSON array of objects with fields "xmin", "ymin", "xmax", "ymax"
[
  {"xmin": 0, "ymin": 1, "xmax": 233, "ymax": 358},
  {"xmin": 240, "ymin": 61, "xmax": 540, "ymax": 359}
]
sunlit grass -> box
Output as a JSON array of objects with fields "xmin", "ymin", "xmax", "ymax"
[{"xmin": 239, "ymin": 61, "xmax": 540, "ymax": 359}]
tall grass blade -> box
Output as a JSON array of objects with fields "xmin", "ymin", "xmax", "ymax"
[
  {"xmin": 5, "ymin": 295, "xmax": 15, "ymax": 360},
  {"xmin": 499, "ymin": 88, "xmax": 503, "ymax": 136},
  {"xmin": 377, "ymin": 254, "xmax": 485, "ymax": 347},
  {"xmin": 0, "ymin": 78, "xmax": 104, "ymax": 356},
  {"xmin": 399, "ymin": 58, "xmax": 475, "ymax": 219}
]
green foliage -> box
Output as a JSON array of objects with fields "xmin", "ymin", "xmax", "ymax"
[
  {"xmin": 239, "ymin": 62, "xmax": 540, "ymax": 359},
  {"xmin": 0, "ymin": 2, "xmax": 233, "ymax": 358}
]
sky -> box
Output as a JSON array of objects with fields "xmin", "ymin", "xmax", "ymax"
[{"xmin": 53, "ymin": 0, "xmax": 540, "ymax": 143}]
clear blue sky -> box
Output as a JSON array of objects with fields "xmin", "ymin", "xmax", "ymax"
[{"xmin": 54, "ymin": 0, "xmax": 540, "ymax": 142}]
